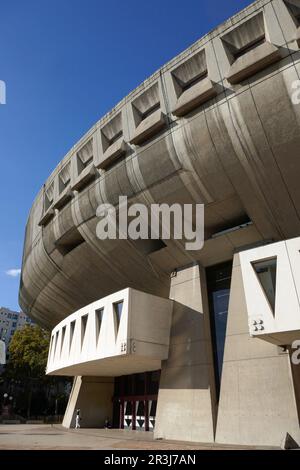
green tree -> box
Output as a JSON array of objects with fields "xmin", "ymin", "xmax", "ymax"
[
  {"xmin": 8, "ymin": 325, "xmax": 50, "ymax": 379},
  {"xmin": 6, "ymin": 325, "xmax": 50, "ymax": 417},
  {"xmin": 4, "ymin": 325, "xmax": 70, "ymax": 419}
]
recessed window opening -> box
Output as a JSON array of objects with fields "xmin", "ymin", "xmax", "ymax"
[
  {"xmin": 53, "ymin": 331, "xmax": 59, "ymax": 358},
  {"xmin": 59, "ymin": 175, "xmax": 71, "ymax": 194},
  {"xmin": 211, "ymin": 216, "xmax": 252, "ymax": 239},
  {"xmin": 131, "ymin": 238, "xmax": 167, "ymax": 256},
  {"xmin": 109, "ymin": 130, "xmax": 123, "ymax": 145},
  {"xmin": 44, "ymin": 182, "xmax": 54, "ymax": 212},
  {"xmin": 141, "ymin": 102, "xmax": 160, "ymax": 120},
  {"xmin": 181, "ymin": 70, "xmax": 208, "ymax": 91},
  {"xmin": 60, "ymin": 326, "xmax": 66, "ymax": 356},
  {"xmin": 233, "ymin": 34, "xmax": 265, "ymax": 59},
  {"xmin": 58, "ymin": 163, "xmax": 71, "ymax": 193},
  {"xmin": 95, "ymin": 308, "xmax": 104, "ymax": 344},
  {"xmin": 55, "ymin": 227, "xmax": 85, "ymax": 256},
  {"xmin": 252, "ymin": 257, "xmax": 277, "ymax": 314},
  {"xmin": 285, "ymin": 1, "xmax": 300, "ymax": 26},
  {"xmin": 113, "ymin": 301, "xmax": 124, "ymax": 335},
  {"xmin": 206, "ymin": 261, "xmax": 232, "ymax": 400},
  {"xmin": 77, "ymin": 139, "xmax": 93, "ymax": 174},
  {"xmin": 81, "ymin": 314, "xmax": 88, "ymax": 349},
  {"xmin": 49, "ymin": 335, "xmax": 54, "ymax": 359},
  {"xmin": 69, "ymin": 320, "xmax": 75, "ymax": 352},
  {"xmin": 81, "ymin": 155, "xmax": 93, "ymax": 169}
]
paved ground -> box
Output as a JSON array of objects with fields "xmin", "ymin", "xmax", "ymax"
[{"xmin": 0, "ymin": 424, "xmax": 280, "ymax": 450}]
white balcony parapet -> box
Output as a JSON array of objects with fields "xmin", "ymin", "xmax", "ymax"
[
  {"xmin": 46, "ymin": 288, "xmax": 173, "ymax": 376},
  {"xmin": 240, "ymin": 236, "xmax": 300, "ymax": 346}
]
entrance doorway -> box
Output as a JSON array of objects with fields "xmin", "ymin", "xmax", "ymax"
[{"xmin": 113, "ymin": 370, "xmax": 160, "ymax": 431}]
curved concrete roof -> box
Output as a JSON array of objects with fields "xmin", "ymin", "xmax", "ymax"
[{"xmin": 20, "ymin": 0, "xmax": 300, "ymax": 328}]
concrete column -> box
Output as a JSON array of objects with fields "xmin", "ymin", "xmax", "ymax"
[
  {"xmin": 216, "ymin": 254, "xmax": 300, "ymax": 447},
  {"xmin": 154, "ymin": 263, "xmax": 217, "ymax": 442},
  {"xmin": 62, "ymin": 376, "xmax": 114, "ymax": 428}
]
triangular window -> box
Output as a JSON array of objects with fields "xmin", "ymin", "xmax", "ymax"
[
  {"xmin": 60, "ymin": 326, "xmax": 66, "ymax": 356},
  {"xmin": 81, "ymin": 315, "xmax": 88, "ymax": 349},
  {"xmin": 113, "ymin": 301, "xmax": 124, "ymax": 337},
  {"xmin": 252, "ymin": 257, "xmax": 277, "ymax": 314},
  {"xmin": 69, "ymin": 320, "xmax": 75, "ymax": 352},
  {"xmin": 95, "ymin": 308, "xmax": 104, "ymax": 345}
]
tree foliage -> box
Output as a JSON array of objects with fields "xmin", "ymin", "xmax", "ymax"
[
  {"xmin": 7, "ymin": 324, "xmax": 50, "ymax": 379},
  {"xmin": 1, "ymin": 325, "xmax": 71, "ymax": 418}
]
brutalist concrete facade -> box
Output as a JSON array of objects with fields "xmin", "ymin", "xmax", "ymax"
[{"xmin": 20, "ymin": 0, "xmax": 300, "ymax": 447}]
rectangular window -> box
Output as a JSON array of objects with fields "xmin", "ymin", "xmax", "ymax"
[
  {"xmin": 221, "ymin": 12, "xmax": 265, "ymax": 63},
  {"xmin": 55, "ymin": 227, "xmax": 85, "ymax": 256}
]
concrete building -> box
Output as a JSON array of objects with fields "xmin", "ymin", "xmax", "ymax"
[
  {"xmin": 20, "ymin": 0, "xmax": 300, "ymax": 447},
  {"xmin": 0, "ymin": 308, "xmax": 34, "ymax": 347},
  {"xmin": 0, "ymin": 308, "xmax": 34, "ymax": 367}
]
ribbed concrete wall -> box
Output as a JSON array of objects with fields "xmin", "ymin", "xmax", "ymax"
[{"xmin": 20, "ymin": 0, "xmax": 300, "ymax": 330}]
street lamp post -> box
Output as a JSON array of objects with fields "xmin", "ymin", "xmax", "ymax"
[{"xmin": 2, "ymin": 393, "xmax": 9, "ymax": 417}]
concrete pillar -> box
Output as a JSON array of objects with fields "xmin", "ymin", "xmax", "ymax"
[
  {"xmin": 216, "ymin": 254, "xmax": 300, "ymax": 447},
  {"xmin": 154, "ymin": 263, "xmax": 217, "ymax": 442},
  {"xmin": 62, "ymin": 376, "xmax": 114, "ymax": 428}
]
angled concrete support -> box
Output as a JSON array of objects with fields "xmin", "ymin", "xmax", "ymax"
[
  {"xmin": 154, "ymin": 263, "xmax": 217, "ymax": 442},
  {"xmin": 62, "ymin": 376, "xmax": 114, "ymax": 428},
  {"xmin": 216, "ymin": 254, "xmax": 300, "ymax": 447}
]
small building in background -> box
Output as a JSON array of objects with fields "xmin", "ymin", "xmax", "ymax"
[{"xmin": 0, "ymin": 307, "xmax": 34, "ymax": 368}]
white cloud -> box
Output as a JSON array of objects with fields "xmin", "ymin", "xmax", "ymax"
[{"xmin": 5, "ymin": 268, "xmax": 21, "ymax": 277}]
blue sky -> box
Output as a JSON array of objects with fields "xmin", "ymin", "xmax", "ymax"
[{"xmin": 0, "ymin": 0, "xmax": 251, "ymax": 312}]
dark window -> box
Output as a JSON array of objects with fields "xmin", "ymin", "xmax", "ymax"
[
  {"xmin": 95, "ymin": 308, "xmax": 104, "ymax": 344},
  {"xmin": 135, "ymin": 373, "xmax": 145, "ymax": 395},
  {"xmin": 206, "ymin": 261, "xmax": 232, "ymax": 399},
  {"xmin": 131, "ymin": 238, "xmax": 166, "ymax": 256},
  {"xmin": 233, "ymin": 35, "xmax": 265, "ymax": 59},
  {"xmin": 61, "ymin": 326, "xmax": 66, "ymax": 355},
  {"xmin": 181, "ymin": 70, "xmax": 208, "ymax": 91},
  {"xmin": 55, "ymin": 227, "xmax": 85, "ymax": 256},
  {"xmin": 69, "ymin": 320, "xmax": 76, "ymax": 351},
  {"xmin": 113, "ymin": 301, "xmax": 124, "ymax": 335},
  {"xmin": 53, "ymin": 331, "xmax": 59, "ymax": 358},
  {"xmin": 81, "ymin": 315, "xmax": 88, "ymax": 348},
  {"xmin": 285, "ymin": 1, "xmax": 300, "ymax": 26},
  {"xmin": 148, "ymin": 370, "xmax": 161, "ymax": 395},
  {"xmin": 252, "ymin": 257, "xmax": 277, "ymax": 314},
  {"xmin": 49, "ymin": 335, "xmax": 54, "ymax": 358}
]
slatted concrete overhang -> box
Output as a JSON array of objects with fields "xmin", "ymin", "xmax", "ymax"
[
  {"xmin": 20, "ymin": 0, "xmax": 300, "ymax": 328},
  {"xmin": 46, "ymin": 288, "xmax": 173, "ymax": 376}
]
